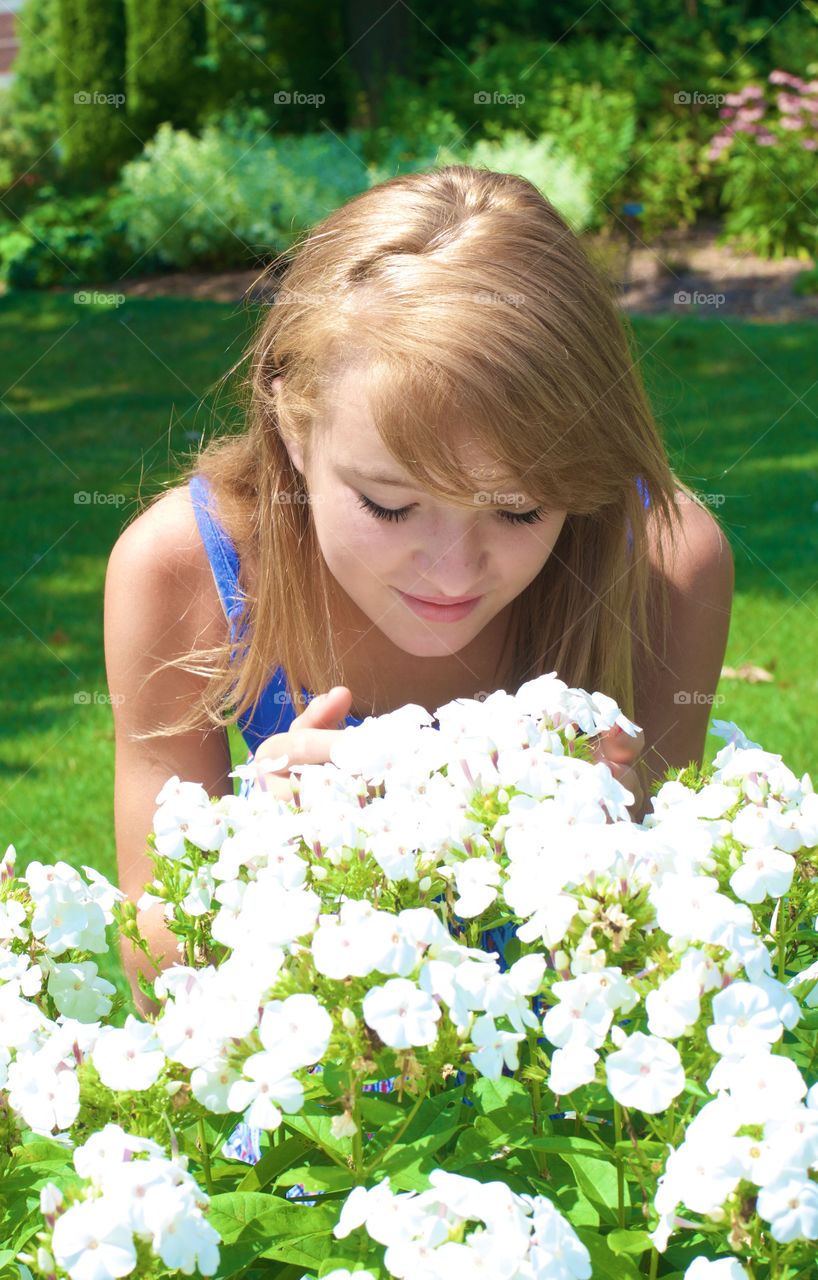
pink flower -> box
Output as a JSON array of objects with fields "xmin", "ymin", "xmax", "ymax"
[
  {"xmin": 769, "ymin": 69, "xmax": 805, "ymax": 89},
  {"xmin": 801, "ymin": 138, "xmax": 818, "ymax": 150},
  {"xmin": 778, "ymin": 93, "xmax": 806, "ymax": 114}
]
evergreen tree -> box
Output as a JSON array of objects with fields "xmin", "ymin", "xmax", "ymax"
[
  {"xmin": 123, "ymin": 0, "xmax": 208, "ymax": 142},
  {"xmin": 55, "ymin": 0, "xmax": 132, "ymax": 188}
]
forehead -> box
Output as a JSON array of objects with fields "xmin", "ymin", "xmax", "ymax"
[{"xmin": 321, "ymin": 370, "xmax": 518, "ymax": 488}]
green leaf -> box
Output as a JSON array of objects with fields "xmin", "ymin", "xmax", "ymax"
[
  {"xmin": 606, "ymin": 1228, "xmax": 654, "ymax": 1256},
  {"xmin": 208, "ymin": 1192, "xmax": 282, "ymax": 1244},
  {"xmin": 470, "ymin": 1076, "xmax": 529, "ymax": 1119},
  {"xmin": 275, "ymin": 1165, "xmax": 355, "ymax": 1194},
  {"xmin": 237, "ymin": 1134, "xmax": 312, "ymax": 1193},
  {"xmin": 378, "ymin": 1122, "xmax": 464, "ymax": 1189},
  {"xmin": 573, "ymin": 1226, "xmax": 643, "ymax": 1279},
  {"xmin": 555, "ymin": 1153, "xmax": 625, "ymax": 1226},
  {"xmin": 257, "ymin": 1206, "xmax": 338, "ymax": 1268},
  {"xmin": 529, "ymin": 1136, "xmax": 609, "ymax": 1158},
  {"xmin": 207, "ymin": 1193, "xmax": 338, "ymax": 1271}
]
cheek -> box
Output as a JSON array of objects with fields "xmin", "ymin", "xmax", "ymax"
[{"xmin": 314, "ymin": 502, "xmax": 398, "ymax": 574}]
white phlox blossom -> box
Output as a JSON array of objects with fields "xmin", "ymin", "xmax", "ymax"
[
  {"xmin": 45, "ymin": 1122, "xmax": 220, "ymax": 1279},
  {"xmin": 6, "ymin": 1043, "xmax": 80, "ymax": 1134},
  {"xmin": 223, "ymin": 993, "xmax": 331, "ymax": 1131},
  {"xmin": 332, "ymin": 1169, "xmax": 591, "ymax": 1280},
  {"xmin": 706, "ymin": 981, "xmax": 785, "ymax": 1057},
  {"xmin": 362, "ymin": 978, "xmax": 442, "ymax": 1050},
  {"xmin": 46, "ymin": 960, "xmax": 116, "ymax": 1022},
  {"xmin": 684, "ymin": 1257, "xmax": 750, "ymax": 1278},
  {"xmin": 0, "ymin": 896, "xmax": 28, "ymax": 942},
  {"xmin": 452, "ymin": 856, "xmax": 502, "ymax": 918},
  {"xmin": 605, "ymin": 1029, "xmax": 685, "ymax": 1114},
  {"xmin": 152, "ymin": 776, "xmax": 229, "ymax": 860},
  {"xmin": 92, "ymin": 1015, "xmax": 165, "ymax": 1091},
  {"xmin": 24, "ymin": 861, "xmax": 107, "ymax": 956},
  {"xmin": 730, "ymin": 845, "xmax": 796, "ymax": 904}
]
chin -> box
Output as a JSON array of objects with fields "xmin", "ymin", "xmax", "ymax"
[{"xmin": 372, "ymin": 618, "xmax": 475, "ymax": 658}]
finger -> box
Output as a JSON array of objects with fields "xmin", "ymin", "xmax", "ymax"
[{"xmin": 293, "ymin": 685, "xmax": 353, "ymax": 732}]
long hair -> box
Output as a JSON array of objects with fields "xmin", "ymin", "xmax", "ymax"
[{"xmin": 129, "ymin": 163, "xmax": 695, "ymax": 743}]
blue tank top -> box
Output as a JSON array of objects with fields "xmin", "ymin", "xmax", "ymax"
[{"xmin": 188, "ymin": 472, "xmax": 650, "ymax": 755}]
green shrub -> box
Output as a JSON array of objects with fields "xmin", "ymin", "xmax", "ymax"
[
  {"xmin": 0, "ymin": 0, "xmax": 63, "ymax": 198},
  {"xmin": 462, "ymin": 131, "xmax": 595, "ymax": 234},
  {"xmin": 372, "ymin": 41, "xmax": 636, "ymax": 232},
  {"xmin": 0, "ymin": 188, "xmax": 137, "ymax": 288},
  {"xmin": 631, "ymin": 121, "xmax": 707, "ymax": 241},
  {"xmin": 113, "ymin": 120, "xmax": 372, "ymax": 270}
]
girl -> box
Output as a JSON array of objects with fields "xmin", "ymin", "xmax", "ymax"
[{"xmin": 105, "ymin": 163, "xmax": 734, "ymax": 1024}]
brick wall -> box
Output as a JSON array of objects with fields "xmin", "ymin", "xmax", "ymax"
[{"xmin": 0, "ymin": 0, "xmax": 22, "ymax": 88}]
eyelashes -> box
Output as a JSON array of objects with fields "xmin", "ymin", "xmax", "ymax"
[{"xmin": 356, "ymin": 494, "xmax": 546, "ymax": 526}]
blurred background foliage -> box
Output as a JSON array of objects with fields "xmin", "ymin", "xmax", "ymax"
[{"xmin": 1, "ymin": 0, "xmax": 818, "ymax": 288}]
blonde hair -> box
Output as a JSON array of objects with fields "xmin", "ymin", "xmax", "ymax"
[{"xmin": 131, "ymin": 162, "xmax": 696, "ymax": 744}]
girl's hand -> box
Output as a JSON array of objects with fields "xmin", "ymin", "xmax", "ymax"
[
  {"xmin": 252, "ymin": 686, "xmax": 354, "ymax": 803},
  {"xmin": 586, "ymin": 724, "xmax": 647, "ymax": 819}
]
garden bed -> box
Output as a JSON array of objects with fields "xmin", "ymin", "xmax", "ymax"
[{"xmin": 39, "ymin": 220, "xmax": 818, "ymax": 322}]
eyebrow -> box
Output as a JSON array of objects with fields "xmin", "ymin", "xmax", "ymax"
[
  {"xmin": 341, "ymin": 466, "xmax": 415, "ymax": 488},
  {"xmin": 340, "ymin": 465, "xmax": 528, "ymax": 494}
]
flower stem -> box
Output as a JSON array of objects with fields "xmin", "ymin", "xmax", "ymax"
[
  {"xmin": 777, "ymin": 895, "xmax": 787, "ymax": 982},
  {"xmin": 197, "ymin": 1117, "xmax": 214, "ymax": 1195},
  {"xmin": 288, "ymin": 1116, "xmax": 350, "ymax": 1171},
  {"xmin": 614, "ymin": 1101, "xmax": 625, "ymax": 1229},
  {"xmin": 351, "ymin": 1074, "xmax": 364, "ymax": 1183},
  {"xmin": 364, "ymin": 1084, "xmax": 427, "ymax": 1178}
]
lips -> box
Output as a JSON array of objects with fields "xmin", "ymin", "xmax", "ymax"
[{"xmin": 404, "ymin": 592, "xmax": 482, "ymax": 605}]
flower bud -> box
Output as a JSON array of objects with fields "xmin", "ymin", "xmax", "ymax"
[
  {"xmin": 330, "ymin": 1110, "xmax": 358, "ymax": 1139},
  {"xmin": 341, "ymin": 1007, "xmax": 357, "ymax": 1030}
]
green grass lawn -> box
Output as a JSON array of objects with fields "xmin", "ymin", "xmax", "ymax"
[{"xmin": 2, "ymin": 291, "xmax": 817, "ymax": 998}]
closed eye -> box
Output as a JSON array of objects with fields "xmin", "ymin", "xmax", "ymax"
[
  {"xmin": 355, "ymin": 494, "xmax": 547, "ymax": 524},
  {"xmin": 356, "ymin": 494, "xmax": 546, "ymax": 525}
]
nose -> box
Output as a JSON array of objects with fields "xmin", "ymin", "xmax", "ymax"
[{"xmin": 412, "ymin": 512, "xmax": 489, "ymax": 595}]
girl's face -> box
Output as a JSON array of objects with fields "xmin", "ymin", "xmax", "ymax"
[{"xmin": 278, "ymin": 371, "xmax": 568, "ymax": 659}]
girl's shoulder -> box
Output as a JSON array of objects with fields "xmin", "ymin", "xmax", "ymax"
[{"xmin": 108, "ymin": 482, "xmax": 228, "ymax": 652}]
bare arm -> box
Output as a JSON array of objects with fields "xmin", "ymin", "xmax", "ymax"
[
  {"xmin": 104, "ymin": 493, "xmax": 234, "ymax": 1017},
  {"xmin": 632, "ymin": 492, "xmax": 735, "ymax": 817}
]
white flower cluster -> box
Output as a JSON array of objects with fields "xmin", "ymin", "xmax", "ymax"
[
  {"xmin": 651, "ymin": 1051, "xmax": 818, "ymax": 1249},
  {"xmin": 0, "ymin": 845, "xmax": 123, "ymax": 1022},
  {"xmin": 332, "ymin": 1170, "xmax": 591, "ymax": 1280},
  {"xmin": 0, "ymin": 847, "xmax": 128, "ymax": 1137},
  {"xmin": 2, "ymin": 673, "xmax": 817, "ymax": 1279},
  {"xmin": 37, "ymin": 1123, "xmax": 219, "ymax": 1279}
]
